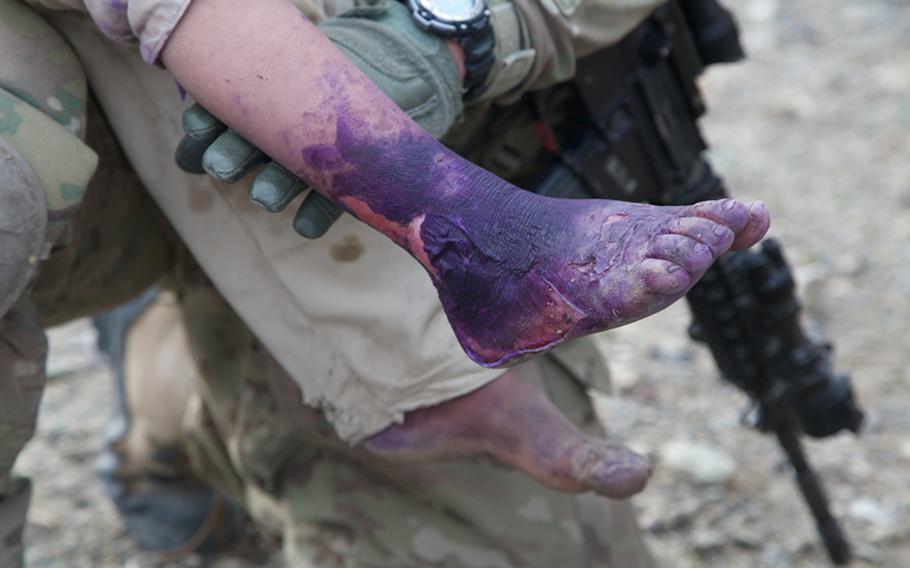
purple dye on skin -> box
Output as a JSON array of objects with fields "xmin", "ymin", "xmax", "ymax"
[
  {"xmin": 292, "ymin": 76, "xmax": 766, "ymax": 367},
  {"xmin": 231, "ymin": 94, "xmax": 252, "ymax": 119},
  {"xmin": 175, "ymin": 81, "xmax": 187, "ymax": 101}
]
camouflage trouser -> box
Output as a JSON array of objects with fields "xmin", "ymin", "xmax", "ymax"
[
  {"xmin": 0, "ymin": 302, "xmax": 46, "ymax": 567},
  {"xmin": 122, "ymin": 275, "xmax": 655, "ymax": 568},
  {"xmin": 0, "ymin": 1, "xmax": 172, "ymax": 562},
  {"xmin": 0, "ymin": 1, "xmax": 655, "ymax": 566}
]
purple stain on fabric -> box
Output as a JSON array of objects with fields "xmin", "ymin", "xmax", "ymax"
[
  {"xmin": 139, "ymin": 41, "xmax": 156, "ymax": 64},
  {"xmin": 85, "ymin": 0, "xmax": 134, "ymax": 42}
]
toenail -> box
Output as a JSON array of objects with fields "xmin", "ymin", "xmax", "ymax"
[
  {"xmin": 713, "ymin": 225, "xmax": 730, "ymax": 237},
  {"xmin": 666, "ymin": 264, "xmax": 681, "ymax": 273},
  {"xmin": 694, "ymin": 243, "xmax": 711, "ymax": 255}
]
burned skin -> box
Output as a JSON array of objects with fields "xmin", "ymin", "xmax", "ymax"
[
  {"xmin": 297, "ymin": 96, "xmax": 762, "ymax": 366},
  {"xmin": 162, "ymin": 0, "xmax": 770, "ymax": 367}
]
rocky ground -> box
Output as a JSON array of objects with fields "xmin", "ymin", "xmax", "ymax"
[{"xmin": 16, "ymin": 0, "xmax": 910, "ymax": 566}]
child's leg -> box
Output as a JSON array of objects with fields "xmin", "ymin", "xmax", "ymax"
[{"xmin": 161, "ymin": 0, "xmax": 770, "ymax": 366}]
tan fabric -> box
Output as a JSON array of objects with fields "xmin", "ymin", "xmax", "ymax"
[
  {"xmin": 479, "ymin": 0, "xmax": 537, "ymax": 101},
  {"xmin": 40, "ymin": 11, "xmax": 499, "ymax": 442},
  {"xmin": 26, "ymin": 0, "xmax": 667, "ymax": 94},
  {"xmin": 118, "ymin": 283, "xmax": 654, "ymax": 567},
  {"xmin": 24, "ymin": 0, "xmax": 665, "ymax": 442},
  {"xmin": 24, "ymin": 0, "xmax": 192, "ymax": 63},
  {"xmin": 513, "ymin": 0, "xmax": 667, "ymax": 92}
]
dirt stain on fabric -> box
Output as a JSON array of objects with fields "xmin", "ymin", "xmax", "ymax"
[
  {"xmin": 188, "ymin": 187, "xmax": 215, "ymax": 212},
  {"xmin": 330, "ymin": 235, "xmax": 364, "ymax": 262}
]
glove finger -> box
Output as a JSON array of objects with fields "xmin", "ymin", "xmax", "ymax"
[
  {"xmin": 293, "ymin": 191, "xmax": 344, "ymax": 239},
  {"xmin": 202, "ymin": 131, "xmax": 266, "ymax": 184},
  {"xmin": 250, "ymin": 163, "xmax": 308, "ymax": 212},
  {"xmin": 174, "ymin": 135, "xmax": 209, "ymax": 174},
  {"xmin": 182, "ymin": 103, "xmax": 226, "ymax": 143}
]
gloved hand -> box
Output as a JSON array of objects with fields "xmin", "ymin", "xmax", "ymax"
[
  {"xmin": 175, "ymin": 1, "xmax": 465, "ymax": 238},
  {"xmin": 176, "ymin": 106, "xmax": 342, "ymax": 238}
]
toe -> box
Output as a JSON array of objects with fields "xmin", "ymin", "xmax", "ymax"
[
  {"xmin": 667, "ymin": 216, "xmax": 735, "ymax": 256},
  {"xmin": 685, "ymin": 198, "xmax": 750, "ymax": 232},
  {"xmin": 648, "ymin": 234, "xmax": 716, "ymax": 276},
  {"xmin": 636, "ymin": 258, "xmax": 693, "ymax": 296},
  {"xmin": 568, "ymin": 440, "xmax": 652, "ymax": 499},
  {"xmin": 730, "ymin": 201, "xmax": 771, "ymax": 251},
  {"xmin": 364, "ymin": 369, "xmax": 654, "ymax": 499}
]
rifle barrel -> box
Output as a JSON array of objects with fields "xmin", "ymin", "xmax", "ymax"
[{"xmin": 770, "ymin": 404, "xmax": 852, "ymax": 565}]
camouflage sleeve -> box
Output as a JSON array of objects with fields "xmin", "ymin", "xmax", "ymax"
[{"xmin": 22, "ymin": 0, "xmax": 193, "ymax": 64}]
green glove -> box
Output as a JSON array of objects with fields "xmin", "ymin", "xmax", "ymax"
[
  {"xmin": 177, "ymin": 106, "xmax": 343, "ymax": 237},
  {"xmin": 175, "ymin": 1, "xmax": 464, "ymax": 238}
]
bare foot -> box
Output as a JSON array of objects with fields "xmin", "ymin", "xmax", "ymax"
[
  {"xmin": 364, "ymin": 369, "xmax": 651, "ymax": 499},
  {"xmin": 298, "ymin": 111, "xmax": 770, "ymax": 367},
  {"xmin": 417, "ymin": 191, "xmax": 770, "ymax": 366}
]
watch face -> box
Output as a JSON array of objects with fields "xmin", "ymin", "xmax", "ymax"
[{"xmin": 417, "ymin": 0, "xmax": 486, "ymax": 23}]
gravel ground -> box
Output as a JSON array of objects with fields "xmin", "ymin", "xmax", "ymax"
[{"xmin": 16, "ymin": 0, "xmax": 910, "ymax": 566}]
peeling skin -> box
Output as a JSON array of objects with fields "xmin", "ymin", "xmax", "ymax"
[
  {"xmin": 161, "ymin": 0, "xmax": 771, "ymax": 368},
  {"xmin": 293, "ymin": 96, "xmax": 769, "ymax": 366}
]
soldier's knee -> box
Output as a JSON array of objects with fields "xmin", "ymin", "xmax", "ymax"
[
  {"xmin": 0, "ymin": 96, "xmax": 98, "ymax": 316},
  {"xmin": 0, "ymin": 0, "xmax": 89, "ymax": 135},
  {"xmin": 0, "ymin": 137, "xmax": 46, "ymax": 316},
  {"xmin": 0, "ymin": 2, "xmax": 98, "ymax": 317},
  {"xmin": 0, "ymin": 87, "xmax": 98, "ymax": 318}
]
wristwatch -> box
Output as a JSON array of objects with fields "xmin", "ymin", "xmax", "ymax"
[{"xmin": 405, "ymin": 0, "xmax": 496, "ymax": 100}]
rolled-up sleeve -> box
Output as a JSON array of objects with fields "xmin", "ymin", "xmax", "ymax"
[
  {"xmin": 511, "ymin": 0, "xmax": 666, "ymax": 92},
  {"xmin": 25, "ymin": 0, "xmax": 193, "ymax": 64}
]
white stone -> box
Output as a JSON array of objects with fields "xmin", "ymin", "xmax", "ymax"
[
  {"xmin": 899, "ymin": 439, "xmax": 910, "ymax": 461},
  {"xmin": 660, "ymin": 440, "xmax": 737, "ymax": 486},
  {"xmin": 847, "ymin": 497, "xmax": 894, "ymax": 528}
]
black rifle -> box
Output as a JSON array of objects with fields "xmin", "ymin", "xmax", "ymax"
[{"xmin": 530, "ymin": 1, "xmax": 864, "ymax": 563}]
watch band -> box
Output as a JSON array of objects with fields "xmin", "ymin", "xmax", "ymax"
[
  {"xmin": 460, "ymin": 26, "xmax": 495, "ymax": 101},
  {"xmin": 404, "ymin": 0, "xmax": 496, "ymax": 101}
]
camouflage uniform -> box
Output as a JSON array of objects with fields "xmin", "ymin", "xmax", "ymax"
[
  {"xmin": 108, "ymin": 282, "xmax": 655, "ymax": 567},
  {"xmin": 0, "ymin": 0, "xmax": 661, "ymax": 565}
]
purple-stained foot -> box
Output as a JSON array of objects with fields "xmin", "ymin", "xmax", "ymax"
[
  {"xmin": 297, "ymin": 111, "xmax": 771, "ymax": 367},
  {"xmin": 160, "ymin": 9, "xmax": 770, "ymax": 369},
  {"xmin": 284, "ymin": 102, "xmax": 772, "ymax": 367},
  {"xmin": 364, "ymin": 368, "xmax": 652, "ymax": 499},
  {"xmin": 416, "ymin": 193, "xmax": 770, "ymax": 367}
]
